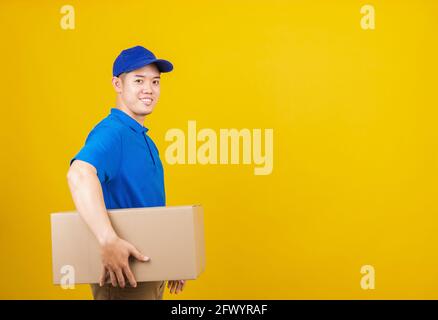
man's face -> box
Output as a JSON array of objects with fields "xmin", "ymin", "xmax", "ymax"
[{"xmin": 113, "ymin": 63, "xmax": 161, "ymax": 118}]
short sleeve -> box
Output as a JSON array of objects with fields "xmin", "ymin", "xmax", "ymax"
[{"xmin": 70, "ymin": 125, "xmax": 122, "ymax": 183}]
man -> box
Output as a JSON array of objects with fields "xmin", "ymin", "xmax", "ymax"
[{"xmin": 67, "ymin": 45, "xmax": 185, "ymax": 300}]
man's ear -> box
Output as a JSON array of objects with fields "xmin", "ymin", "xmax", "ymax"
[{"xmin": 111, "ymin": 76, "xmax": 123, "ymax": 93}]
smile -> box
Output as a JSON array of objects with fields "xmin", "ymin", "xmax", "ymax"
[{"xmin": 140, "ymin": 98, "xmax": 153, "ymax": 105}]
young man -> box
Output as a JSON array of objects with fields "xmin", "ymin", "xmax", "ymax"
[{"xmin": 67, "ymin": 46, "xmax": 185, "ymax": 300}]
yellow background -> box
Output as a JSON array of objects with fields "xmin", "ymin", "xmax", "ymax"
[{"xmin": 0, "ymin": 0, "xmax": 437, "ymax": 299}]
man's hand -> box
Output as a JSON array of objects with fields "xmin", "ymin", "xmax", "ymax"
[
  {"xmin": 168, "ymin": 280, "xmax": 186, "ymax": 294},
  {"xmin": 99, "ymin": 234, "xmax": 150, "ymax": 288}
]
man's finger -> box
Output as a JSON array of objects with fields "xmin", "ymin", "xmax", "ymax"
[
  {"xmin": 109, "ymin": 270, "xmax": 117, "ymax": 287},
  {"xmin": 176, "ymin": 280, "xmax": 185, "ymax": 294},
  {"xmin": 123, "ymin": 265, "xmax": 137, "ymax": 288},
  {"xmin": 175, "ymin": 281, "xmax": 181, "ymax": 294},
  {"xmin": 172, "ymin": 281, "xmax": 178, "ymax": 294},
  {"xmin": 175, "ymin": 282, "xmax": 181, "ymax": 294},
  {"xmin": 129, "ymin": 245, "xmax": 150, "ymax": 262},
  {"xmin": 178, "ymin": 280, "xmax": 186, "ymax": 294},
  {"xmin": 115, "ymin": 268, "xmax": 126, "ymax": 288},
  {"xmin": 99, "ymin": 266, "xmax": 107, "ymax": 287}
]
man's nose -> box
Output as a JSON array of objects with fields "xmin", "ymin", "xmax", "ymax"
[{"xmin": 141, "ymin": 81, "xmax": 153, "ymax": 93}]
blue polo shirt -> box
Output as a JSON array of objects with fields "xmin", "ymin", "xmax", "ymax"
[{"xmin": 70, "ymin": 108, "xmax": 165, "ymax": 209}]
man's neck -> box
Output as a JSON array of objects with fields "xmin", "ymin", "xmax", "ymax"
[{"xmin": 115, "ymin": 104, "xmax": 145, "ymax": 126}]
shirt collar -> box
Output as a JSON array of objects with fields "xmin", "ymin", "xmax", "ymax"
[{"xmin": 110, "ymin": 108, "xmax": 149, "ymax": 134}]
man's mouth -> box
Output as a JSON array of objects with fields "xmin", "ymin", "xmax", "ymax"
[{"xmin": 140, "ymin": 97, "xmax": 153, "ymax": 106}]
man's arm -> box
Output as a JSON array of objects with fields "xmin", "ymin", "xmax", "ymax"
[{"xmin": 67, "ymin": 159, "xmax": 149, "ymax": 288}]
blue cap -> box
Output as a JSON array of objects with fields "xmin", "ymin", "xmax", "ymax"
[{"xmin": 112, "ymin": 46, "xmax": 173, "ymax": 77}]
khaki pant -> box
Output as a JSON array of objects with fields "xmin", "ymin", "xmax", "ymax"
[{"xmin": 90, "ymin": 281, "xmax": 166, "ymax": 300}]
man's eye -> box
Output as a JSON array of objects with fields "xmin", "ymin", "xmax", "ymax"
[
  {"xmin": 153, "ymin": 81, "xmax": 160, "ymax": 85},
  {"xmin": 135, "ymin": 79, "xmax": 143, "ymax": 84}
]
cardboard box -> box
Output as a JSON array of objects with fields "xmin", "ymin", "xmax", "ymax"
[{"xmin": 50, "ymin": 205, "xmax": 205, "ymax": 285}]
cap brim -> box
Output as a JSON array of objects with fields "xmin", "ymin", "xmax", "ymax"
[
  {"xmin": 116, "ymin": 58, "xmax": 173, "ymax": 76},
  {"xmin": 153, "ymin": 59, "xmax": 174, "ymax": 73}
]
